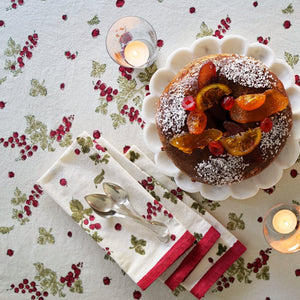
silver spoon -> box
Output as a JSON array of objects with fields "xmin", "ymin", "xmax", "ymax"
[
  {"xmin": 103, "ymin": 182, "xmax": 145, "ymax": 217},
  {"xmin": 84, "ymin": 193, "xmax": 170, "ymax": 243}
]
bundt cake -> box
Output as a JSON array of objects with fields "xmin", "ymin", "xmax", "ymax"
[{"xmin": 155, "ymin": 54, "xmax": 292, "ymax": 185}]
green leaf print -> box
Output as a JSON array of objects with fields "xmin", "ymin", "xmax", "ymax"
[
  {"xmin": 69, "ymin": 279, "xmax": 83, "ymax": 293},
  {"xmin": 5, "ymin": 37, "xmax": 21, "ymax": 57},
  {"xmin": 163, "ymin": 191, "xmax": 178, "ymax": 204},
  {"xmin": 128, "ymin": 150, "xmax": 140, "ymax": 162},
  {"xmin": 34, "ymin": 263, "xmax": 66, "ymax": 297},
  {"xmin": 70, "ymin": 198, "xmax": 93, "ymax": 223},
  {"xmin": 37, "ymin": 227, "xmax": 55, "ymax": 244},
  {"xmin": 87, "ymin": 15, "xmax": 100, "ymax": 25},
  {"xmin": 282, "ymin": 3, "xmax": 294, "ymax": 14},
  {"xmin": 89, "ymin": 153, "xmax": 110, "ymax": 165},
  {"xmin": 29, "ymin": 79, "xmax": 47, "ymax": 97},
  {"xmin": 94, "ymin": 169, "xmax": 105, "ymax": 188},
  {"xmin": 216, "ymin": 243, "xmax": 227, "ymax": 256},
  {"xmin": 191, "ymin": 201, "xmax": 206, "ymax": 215},
  {"xmin": 196, "ymin": 22, "xmax": 214, "ymax": 39},
  {"xmin": 227, "ymin": 213, "xmax": 245, "ymax": 230},
  {"xmin": 194, "ymin": 232, "xmax": 203, "ymax": 242},
  {"xmin": 0, "ymin": 225, "xmax": 14, "ymax": 234},
  {"xmin": 226, "ymin": 257, "xmax": 252, "ymax": 284},
  {"xmin": 91, "ymin": 231, "xmax": 103, "ymax": 243},
  {"xmin": 76, "ymin": 136, "xmax": 93, "ymax": 153},
  {"xmin": 0, "ymin": 76, "xmax": 7, "ymax": 85},
  {"xmin": 284, "ymin": 52, "xmax": 299, "ymax": 69},
  {"xmin": 95, "ymin": 98, "xmax": 108, "ymax": 114},
  {"xmin": 256, "ymin": 266, "xmax": 270, "ymax": 280},
  {"xmin": 24, "ymin": 115, "xmax": 55, "ymax": 151},
  {"xmin": 129, "ymin": 235, "xmax": 147, "ymax": 255},
  {"xmin": 11, "ymin": 187, "xmax": 27, "ymax": 205},
  {"xmin": 90, "ymin": 60, "xmax": 106, "ymax": 77},
  {"xmin": 137, "ymin": 64, "xmax": 157, "ymax": 83},
  {"xmin": 172, "ymin": 284, "xmax": 186, "ymax": 296},
  {"xmin": 111, "ymin": 113, "xmax": 126, "ymax": 129}
]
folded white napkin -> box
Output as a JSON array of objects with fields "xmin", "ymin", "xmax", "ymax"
[
  {"xmin": 38, "ymin": 132, "xmax": 220, "ymax": 292},
  {"xmin": 97, "ymin": 136, "xmax": 247, "ymax": 298}
]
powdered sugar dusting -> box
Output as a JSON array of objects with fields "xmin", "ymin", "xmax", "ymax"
[
  {"xmin": 217, "ymin": 55, "xmax": 275, "ymax": 89},
  {"xmin": 260, "ymin": 111, "xmax": 292, "ymax": 160},
  {"xmin": 195, "ymin": 154, "xmax": 250, "ymax": 185},
  {"xmin": 156, "ymin": 75, "xmax": 198, "ymax": 137}
]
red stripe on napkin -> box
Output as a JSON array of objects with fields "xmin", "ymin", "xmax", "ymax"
[
  {"xmin": 137, "ymin": 231, "xmax": 195, "ymax": 290},
  {"xmin": 190, "ymin": 240, "xmax": 247, "ymax": 299},
  {"xmin": 165, "ymin": 226, "xmax": 220, "ymax": 291}
]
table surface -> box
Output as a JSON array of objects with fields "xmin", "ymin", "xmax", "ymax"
[{"xmin": 1, "ymin": 1, "xmax": 300, "ymax": 300}]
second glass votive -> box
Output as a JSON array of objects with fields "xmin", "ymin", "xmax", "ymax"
[
  {"xmin": 106, "ymin": 16, "xmax": 157, "ymax": 68},
  {"xmin": 263, "ymin": 202, "xmax": 300, "ymax": 254}
]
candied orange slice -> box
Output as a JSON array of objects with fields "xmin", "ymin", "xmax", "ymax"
[
  {"xmin": 220, "ymin": 127, "xmax": 262, "ymax": 156},
  {"xmin": 196, "ymin": 83, "xmax": 232, "ymax": 111},
  {"xmin": 170, "ymin": 129, "xmax": 223, "ymax": 154},
  {"xmin": 235, "ymin": 93, "xmax": 266, "ymax": 111},
  {"xmin": 198, "ymin": 61, "xmax": 217, "ymax": 91},
  {"xmin": 230, "ymin": 89, "xmax": 289, "ymax": 124},
  {"xmin": 187, "ymin": 110, "xmax": 207, "ymax": 134}
]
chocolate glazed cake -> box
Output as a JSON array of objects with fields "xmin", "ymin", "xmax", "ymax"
[{"xmin": 156, "ymin": 54, "xmax": 292, "ymax": 186}]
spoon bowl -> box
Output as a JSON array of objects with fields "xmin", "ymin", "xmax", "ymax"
[
  {"xmin": 84, "ymin": 194, "xmax": 115, "ymax": 213},
  {"xmin": 84, "ymin": 189, "xmax": 170, "ymax": 243}
]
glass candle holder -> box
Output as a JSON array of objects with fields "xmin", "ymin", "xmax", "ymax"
[
  {"xmin": 263, "ymin": 203, "xmax": 300, "ymax": 254},
  {"xmin": 106, "ymin": 16, "xmax": 157, "ymax": 68}
]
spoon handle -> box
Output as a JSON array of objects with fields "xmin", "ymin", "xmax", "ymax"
[{"xmin": 117, "ymin": 206, "xmax": 170, "ymax": 243}]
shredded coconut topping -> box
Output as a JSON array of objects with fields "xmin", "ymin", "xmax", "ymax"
[
  {"xmin": 156, "ymin": 75, "xmax": 197, "ymax": 136},
  {"xmin": 216, "ymin": 55, "xmax": 275, "ymax": 89},
  {"xmin": 195, "ymin": 154, "xmax": 250, "ymax": 186},
  {"xmin": 260, "ymin": 111, "xmax": 292, "ymax": 160}
]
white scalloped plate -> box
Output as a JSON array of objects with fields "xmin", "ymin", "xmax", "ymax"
[{"xmin": 142, "ymin": 35, "xmax": 300, "ymax": 201}]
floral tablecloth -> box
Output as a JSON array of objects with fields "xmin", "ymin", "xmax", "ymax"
[{"xmin": 1, "ymin": 0, "xmax": 300, "ymax": 300}]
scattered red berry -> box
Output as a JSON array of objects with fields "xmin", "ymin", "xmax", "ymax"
[
  {"xmin": 283, "ymin": 20, "xmax": 291, "ymax": 29},
  {"xmin": 123, "ymin": 145, "xmax": 130, "ymax": 153},
  {"xmin": 60, "ymin": 83, "xmax": 65, "ymax": 90},
  {"xmin": 8, "ymin": 171, "xmax": 15, "ymax": 178},
  {"xmin": 114, "ymin": 223, "xmax": 122, "ymax": 231},
  {"xmin": 170, "ymin": 234, "xmax": 176, "ymax": 241},
  {"xmin": 133, "ymin": 290, "xmax": 142, "ymax": 299},
  {"xmin": 91, "ymin": 28, "xmax": 100, "ymax": 38},
  {"xmin": 0, "ymin": 20, "xmax": 4, "ymax": 27},
  {"xmin": 62, "ymin": 14, "xmax": 68, "ymax": 21},
  {"xmin": 116, "ymin": 0, "xmax": 125, "ymax": 7},
  {"xmin": 253, "ymin": 1, "xmax": 258, "ymax": 7},
  {"xmin": 157, "ymin": 39, "xmax": 164, "ymax": 48},
  {"xmin": 295, "ymin": 269, "xmax": 300, "ymax": 276},
  {"xmin": 189, "ymin": 7, "xmax": 196, "ymax": 13},
  {"xmin": 213, "ymin": 16, "xmax": 231, "ymax": 39},
  {"xmin": 103, "ymin": 276, "xmax": 111, "ymax": 285},
  {"xmin": 295, "ymin": 75, "xmax": 300, "ymax": 86},
  {"xmin": 260, "ymin": 118, "xmax": 273, "ymax": 133},
  {"xmin": 93, "ymin": 130, "xmax": 101, "ymax": 139},
  {"xmin": 257, "ymin": 216, "xmax": 263, "ymax": 223},
  {"xmin": 221, "ymin": 96, "xmax": 235, "ymax": 110},
  {"xmin": 290, "ymin": 169, "xmax": 298, "ymax": 178},
  {"xmin": 7, "ymin": 249, "xmax": 14, "ymax": 256},
  {"xmin": 0, "ymin": 101, "xmax": 6, "ymax": 109},
  {"xmin": 67, "ymin": 231, "xmax": 72, "ymax": 237},
  {"xmin": 208, "ymin": 141, "xmax": 224, "ymax": 156},
  {"xmin": 59, "ymin": 178, "xmax": 67, "ymax": 186},
  {"xmin": 182, "ymin": 96, "xmax": 196, "ymax": 111}
]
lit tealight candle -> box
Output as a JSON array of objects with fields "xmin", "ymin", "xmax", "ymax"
[
  {"xmin": 272, "ymin": 209, "xmax": 297, "ymax": 234},
  {"xmin": 124, "ymin": 40, "xmax": 149, "ymax": 67}
]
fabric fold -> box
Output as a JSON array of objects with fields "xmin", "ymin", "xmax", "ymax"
[{"xmin": 38, "ymin": 132, "xmax": 196, "ymax": 290}]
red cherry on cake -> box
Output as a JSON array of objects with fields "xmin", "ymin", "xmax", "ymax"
[
  {"xmin": 260, "ymin": 117, "xmax": 273, "ymax": 132},
  {"xmin": 208, "ymin": 141, "xmax": 224, "ymax": 156},
  {"xmin": 182, "ymin": 96, "xmax": 196, "ymax": 111},
  {"xmin": 221, "ymin": 96, "xmax": 235, "ymax": 110}
]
